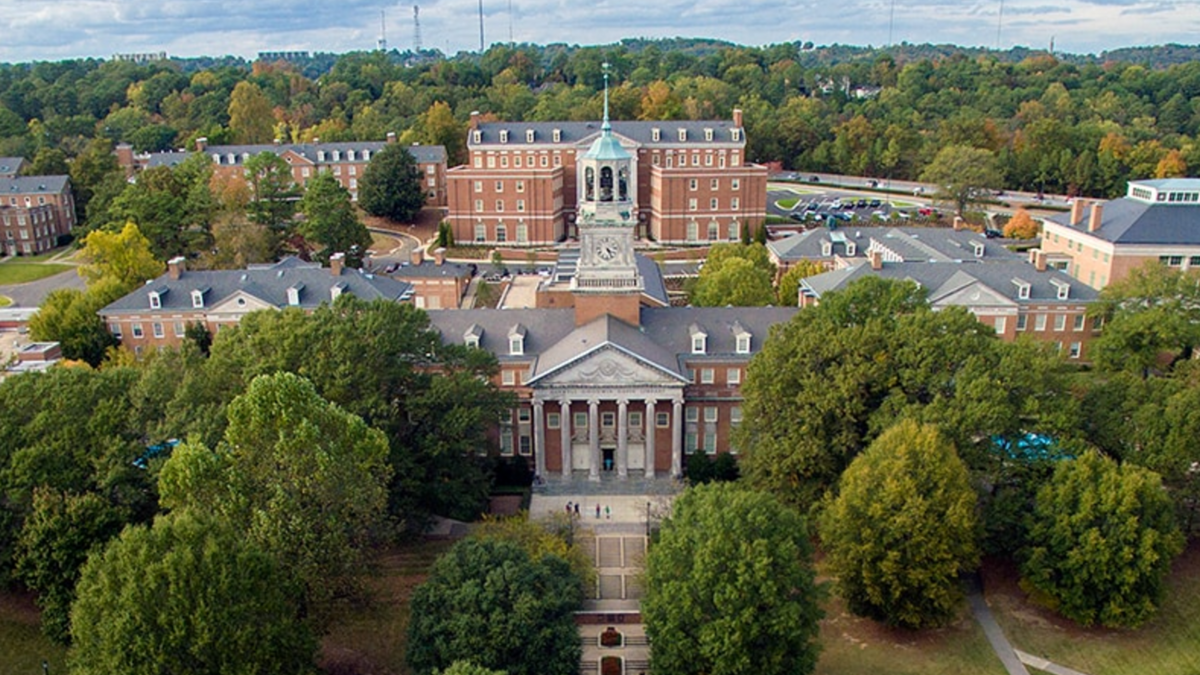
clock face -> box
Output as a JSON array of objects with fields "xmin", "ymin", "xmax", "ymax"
[{"xmin": 596, "ymin": 237, "xmax": 620, "ymax": 262}]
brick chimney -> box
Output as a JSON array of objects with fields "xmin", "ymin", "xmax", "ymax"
[
  {"xmin": 470, "ymin": 111, "xmax": 481, "ymax": 130},
  {"xmin": 732, "ymin": 108, "xmax": 743, "ymax": 128},
  {"xmin": 1088, "ymin": 203, "xmax": 1104, "ymax": 233},
  {"xmin": 1070, "ymin": 199, "xmax": 1086, "ymax": 226},
  {"xmin": 1029, "ymin": 249, "xmax": 1047, "ymax": 272},
  {"xmin": 386, "ymin": 131, "xmax": 397, "ymax": 144},
  {"xmin": 410, "ymin": 248, "xmax": 424, "ymax": 266},
  {"xmin": 869, "ymin": 250, "xmax": 883, "ymax": 270},
  {"xmin": 114, "ymin": 143, "xmax": 136, "ymax": 179},
  {"xmin": 167, "ymin": 256, "xmax": 186, "ymax": 280},
  {"xmin": 953, "ymin": 216, "xmax": 965, "ymax": 231},
  {"xmin": 195, "ymin": 137, "xmax": 208, "ymax": 152},
  {"xmin": 433, "ymin": 247, "xmax": 446, "ymax": 266},
  {"xmin": 330, "ymin": 252, "xmax": 344, "ymax": 277}
]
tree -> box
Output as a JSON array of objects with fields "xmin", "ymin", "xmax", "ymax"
[
  {"xmin": 14, "ymin": 488, "xmax": 126, "ymax": 643},
  {"xmin": 1002, "ymin": 208, "xmax": 1039, "ymax": 239},
  {"xmin": 438, "ymin": 663, "xmax": 507, "ymax": 675},
  {"xmin": 1089, "ymin": 262, "xmax": 1200, "ymax": 375},
  {"xmin": 77, "ymin": 221, "xmax": 164, "ymax": 293},
  {"xmin": 244, "ymin": 151, "xmax": 298, "ymax": 243},
  {"xmin": 688, "ymin": 243, "xmax": 777, "ymax": 307},
  {"xmin": 776, "ymin": 260, "xmax": 825, "ymax": 306},
  {"xmin": 1021, "ymin": 450, "xmax": 1185, "ymax": 627},
  {"xmin": 158, "ymin": 372, "xmax": 391, "ymax": 616},
  {"xmin": 298, "ymin": 171, "xmax": 371, "ymax": 262},
  {"xmin": 643, "ymin": 483, "xmax": 823, "ymax": 675},
  {"xmin": 227, "ymin": 81, "xmax": 275, "ymax": 144},
  {"xmin": 919, "ymin": 145, "xmax": 1002, "ymax": 217},
  {"xmin": 407, "ymin": 538, "xmax": 582, "ymax": 675},
  {"xmin": 68, "ymin": 511, "xmax": 316, "ymax": 675},
  {"xmin": 27, "ymin": 287, "xmax": 118, "ymax": 365},
  {"xmin": 471, "ymin": 513, "xmax": 594, "ymax": 591},
  {"xmin": 819, "ymin": 420, "xmax": 979, "ymax": 628},
  {"xmin": 359, "ymin": 142, "xmax": 426, "ymax": 222}
]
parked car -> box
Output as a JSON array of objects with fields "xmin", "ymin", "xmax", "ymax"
[
  {"xmin": 869, "ymin": 199, "xmax": 882, "ymax": 208},
  {"xmin": 856, "ymin": 199, "xmax": 868, "ymax": 208},
  {"xmin": 809, "ymin": 175, "xmax": 821, "ymax": 183},
  {"xmin": 384, "ymin": 263, "xmax": 399, "ymax": 274}
]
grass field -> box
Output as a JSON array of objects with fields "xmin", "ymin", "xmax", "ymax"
[
  {"xmin": 0, "ymin": 263, "xmax": 72, "ymax": 285},
  {"xmin": 777, "ymin": 197, "xmax": 800, "ymax": 209},
  {"xmin": 370, "ymin": 232, "xmax": 401, "ymax": 252},
  {"xmin": 814, "ymin": 586, "xmax": 1006, "ymax": 675},
  {"xmin": 985, "ymin": 541, "xmax": 1200, "ymax": 675},
  {"xmin": 0, "ymin": 591, "xmax": 66, "ymax": 675},
  {"xmin": 320, "ymin": 539, "xmax": 453, "ymax": 675},
  {"xmin": 0, "ymin": 295, "xmax": 10, "ymax": 307}
]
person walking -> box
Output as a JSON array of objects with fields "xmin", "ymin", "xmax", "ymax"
[
  {"xmin": 565, "ymin": 501, "xmax": 572, "ymax": 516},
  {"xmin": 596, "ymin": 504, "xmax": 601, "ymax": 519},
  {"xmin": 574, "ymin": 502, "xmax": 580, "ymax": 517},
  {"xmin": 605, "ymin": 505, "xmax": 611, "ymax": 520}
]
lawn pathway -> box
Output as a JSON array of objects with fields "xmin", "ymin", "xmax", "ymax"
[
  {"xmin": 1015, "ymin": 650, "xmax": 1093, "ymax": 675},
  {"xmin": 965, "ymin": 573, "xmax": 1031, "ymax": 675}
]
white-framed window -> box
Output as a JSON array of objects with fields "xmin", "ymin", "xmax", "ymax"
[
  {"xmin": 148, "ymin": 292, "xmax": 161, "ymax": 309},
  {"xmin": 496, "ymin": 224, "xmax": 507, "ymax": 242},
  {"xmin": 601, "ymin": 412, "xmax": 615, "ymax": 428},
  {"xmin": 547, "ymin": 412, "xmax": 561, "ymax": 429},
  {"xmin": 426, "ymin": 165, "xmax": 435, "ymax": 175},
  {"xmin": 500, "ymin": 155, "xmax": 508, "ymax": 168},
  {"xmin": 517, "ymin": 407, "xmax": 531, "ymax": 423},
  {"xmin": 708, "ymin": 222, "xmax": 719, "ymax": 240},
  {"xmin": 495, "ymin": 180, "xmax": 504, "ymax": 193},
  {"xmin": 711, "ymin": 178, "xmax": 719, "ymax": 190},
  {"xmin": 501, "ymin": 370, "xmax": 515, "ymax": 386},
  {"xmin": 131, "ymin": 323, "xmax": 144, "ymax": 338},
  {"xmin": 474, "ymin": 224, "xmax": 486, "ymax": 242},
  {"xmin": 499, "ymin": 130, "xmax": 509, "ymax": 143},
  {"xmin": 191, "ymin": 290, "xmax": 204, "ymax": 308},
  {"xmin": 474, "ymin": 199, "xmax": 484, "ymax": 211},
  {"xmin": 704, "ymin": 407, "xmax": 718, "ymax": 423},
  {"xmin": 728, "ymin": 222, "xmax": 739, "ymax": 241},
  {"xmin": 174, "ymin": 321, "xmax": 185, "ymax": 337},
  {"xmin": 730, "ymin": 406, "xmax": 743, "ymax": 424},
  {"xmin": 1034, "ymin": 314, "xmax": 1047, "ymax": 331},
  {"xmin": 703, "ymin": 432, "xmax": 717, "ymax": 454},
  {"xmin": 678, "ymin": 128, "xmax": 687, "ymax": 142},
  {"xmin": 574, "ymin": 412, "xmax": 588, "ymax": 431},
  {"xmin": 656, "ymin": 411, "xmax": 670, "ymax": 428},
  {"xmin": 516, "ymin": 180, "xmax": 525, "ymax": 192},
  {"xmin": 700, "ymin": 368, "xmax": 714, "ymax": 384},
  {"xmin": 704, "ymin": 128, "xmax": 714, "ymax": 141},
  {"xmin": 1054, "ymin": 314, "xmax": 1067, "ymax": 331},
  {"xmin": 731, "ymin": 197, "xmax": 739, "ymax": 210},
  {"xmin": 495, "ymin": 200, "xmax": 504, "ymax": 212},
  {"xmin": 727, "ymin": 368, "xmax": 741, "ymax": 385},
  {"xmin": 687, "ymin": 221, "xmax": 698, "ymax": 241},
  {"xmin": 474, "ymin": 181, "xmax": 482, "ymax": 193},
  {"xmin": 152, "ymin": 322, "xmax": 164, "ymax": 338},
  {"xmin": 689, "ymin": 198, "xmax": 698, "ymax": 211},
  {"xmin": 686, "ymin": 407, "xmax": 699, "ymax": 423},
  {"xmin": 710, "ymin": 198, "xmax": 719, "ymax": 210},
  {"xmin": 1073, "ymin": 314, "xmax": 1085, "ymax": 331},
  {"xmin": 109, "ymin": 323, "xmax": 122, "ymax": 338},
  {"xmin": 692, "ymin": 335, "xmax": 706, "ymax": 354},
  {"xmin": 994, "ymin": 316, "xmax": 1007, "ymax": 334},
  {"xmin": 509, "ymin": 337, "xmax": 524, "ymax": 355},
  {"xmin": 1016, "ymin": 314, "xmax": 1028, "ymax": 331},
  {"xmin": 689, "ymin": 178, "xmax": 698, "ymax": 191},
  {"xmin": 516, "ymin": 199, "xmax": 525, "ymax": 212},
  {"xmin": 731, "ymin": 178, "xmax": 740, "ymax": 190},
  {"xmin": 516, "ymin": 223, "xmax": 528, "ymax": 243},
  {"xmin": 1069, "ymin": 342, "xmax": 1082, "ymax": 359},
  {"xmin": 629, "ymin": 411, "xmax": 642, "ymax": 430},
  {"xmin": 526, "ymin": 129, "xmax": 535, "ymax": 143}
]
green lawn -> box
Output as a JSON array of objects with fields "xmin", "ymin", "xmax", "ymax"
[
  {"xmin": 0, "ymin": 263, "xmax": 72, "ymax": 285},
  {"xmin": 0, "ymin": 591, "xmax": 67, "ymax": 675},
  {"xmin": 985, "ymin": 543, "xmax": 1200, "ymax": 675},
  {"xmin": 815, "ymin": 589, "xmax": 1006, "ymax": 675},
  {"xmin": 777, "ymin": 197, "xmax": 800, "ymax": 209},
  {"xmin": 0, "ymin": 295, "xmax": 10, "ymax": 307}
]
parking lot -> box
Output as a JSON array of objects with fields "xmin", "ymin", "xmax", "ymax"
[{"xmin": 768, "ymin": 188, "xmax": 929, "ymax": 229}]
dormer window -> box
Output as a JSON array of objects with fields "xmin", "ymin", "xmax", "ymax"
[
  {"xmin": 287, "ymin": 283, "xmax": 304, "ymax": 306},
  {"xmin": 347, "ymin": 150, "xmax": 355, "ymax": 161},
  {"xmin": 362, "ymin": 150, "xmax": 370, "ymax": 161},
  {"xmin": 226, "ymin": 153, "xmax": 236, "ymax": 164},
  {"xmin": 704, "ymin": 128, "xmax": 713, "ymax": 141},
  {"xmin": 846, "ymin": 242, "xmax": 857, "ymax": 256},
  {"xmin": 552, "ymin": 128, "xmax": 561, "ymax": 142},
  {"xmin": 1013, "ymin": 278, "xmax": 1032, "ymax": 300},
  {"xmin": 732, "ymin": 322, "xmax": 751, "ymax": 354},
  {"xmin": 731, "ymin": 129, "xmax": 741, "ymax": 142},
  {"xmin": 821, "ymin": 240, "xmax": 833, "ymax": 256},
  {"xmin": 499, "ymin": 130, "xmax": 509, "ymax": 144},
  {"xmin": 191, "ymin": 289, "xmax": 206, "ymax": 308},
  {"xmin": 652, "ymin": 128, "xmax": 661, "ymax": 142},
  {"xmin": 508, "ymin": 324, "xmax": 526, "ymax": 355},
  {"xmin": 973, "ymin": 241, "xmax": 985, "ymax": 258},
  {"xmin": 317, "ymin": 150, "xmax": 326, "ymax": 161},
  {"xmin": 464, "ymin": 324, "xmax": 483, "ymax": 349},
  {"xmin": 331, "ymin": 282, "xmax": 346, "ymax": 301},
  {"xmin": 1051, "ymin": 278, "xmax": 1070, "ymax": 300},
  {"xmin": 332, "ymin": 150, "xmax": 340, "ymax": 161},
  {"xmin": 677, "ymin": 128, "xmax": 687, "ymax": 142},
  {"xmin": 148, "ymin": 289, "xmax": 164, "ymax": 309},
  {"xmin": 689, "ymin": 324, "xmax": 707, "ymax": 354},
  {"xmin": 526, "ymin": 129, "xmax": 535, "ymax": 143},
  {"xmin": 473, "ymin": 130, "xmax": 482, "ymax": 144}
]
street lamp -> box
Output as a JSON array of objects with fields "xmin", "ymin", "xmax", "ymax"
[{"xmin": 645, "ymin": 501, "xmax": 651, "ymax": 537}]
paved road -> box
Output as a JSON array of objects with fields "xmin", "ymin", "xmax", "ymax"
[
  {"xmin": 965, "ymin": 574, "xmax": 1031, "ymax": 675},
  {"xmin": 0, "ymin": 268, "xmax": 86, "ymax": 307},
  {"xmin": 1015, "ymin": 650, "xmax": 1093, "ymax": 675}
]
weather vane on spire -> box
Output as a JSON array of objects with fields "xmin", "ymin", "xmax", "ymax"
[{"xmin": 601, "ymin": 61, "xmax": 611, "ymax": 131}]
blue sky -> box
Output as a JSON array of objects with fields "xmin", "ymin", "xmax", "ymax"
[{"xmin": 1, "ymin": 0, "xmax": 1198, "ymax": 63}]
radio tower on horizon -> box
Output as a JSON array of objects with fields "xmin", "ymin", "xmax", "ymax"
[
  {"xmin": 377, "ymin": 9, "xmax": 387, "ymax": 51},
  {"xmin": 413, "ymin": 5, "xmax": 422, "ymax": 53}
]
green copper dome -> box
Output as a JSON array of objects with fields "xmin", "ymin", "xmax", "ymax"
[{"xmin": 584, "ymin": 128, "xmax": 631, "ymax": 161}]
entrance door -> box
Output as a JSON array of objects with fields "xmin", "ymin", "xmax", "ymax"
[{"xmin": 602, "ymin": 448, "xmax": 615, "ymax": 472}]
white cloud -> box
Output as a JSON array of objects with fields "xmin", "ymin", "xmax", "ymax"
[{"xmin": 0, "ymin": 0, "xmax": 1196, "ymax": 62}]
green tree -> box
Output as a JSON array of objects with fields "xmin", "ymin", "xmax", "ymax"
[
  {"xmin": 471, "ymin": 513, "xmax": 594, "ymax": 591},
  {"xmin": 68, "ymin": 137, "xmax": 122, "ymax": 231},
  {"xmin": 819, "ymin": 420, "xmax": 979, "ymax": 628},
  {"xmin": 358, "ymin": 142, "xmax": 426, "ymax": 222},
  {"xmin": 407, "ymin": 538, "xmax": 582, "ymax": 675},
  {"xmin": 776, "ymin": 260, "xmax": 825, "ymax": 306},
  {"xmin": 689, "ymin": 243, "xmax": 777, "ymax": 307},
  {"xmin": 158, "ymin": 372, "xmax": 391, "ymax": 616},
  {"xmin": 919, "ymin": 145, "xmax": 1003, "ymax": 217},
  {"xmin": 438, "ymin": 663, "xmax": 507, "ymax": 675},
  {"xmin": 1089, "ymin": 262, "xmax": 1200, "ymax": 375},
  {"xmin": 643, "ymin": 483, "xmax": 823, "ymax": 675},
  {"xmin": 1021, "ymin": 450, "xmax": 1185, "ymax": 627},
  {"xmin": 68, "ymin": 511, "xmax": 316, "ymax": 675},
  {"xmin": 77, "ymin": 221, "xmax": 164, "ymax": 293},
  {"xmin": 22, "ymin": 147, "xmax": 69, "ymax": 176},
  {"xmin": 27, "ymin": 287, "xmax": 118, "ymax": 365},
  {"xmin": 14, "ymin": 488, "xmax": 126, "ymax": 643},
  {"xmin": 227, "ymin": 81, "xmax": 275, "ymax": 144},
  {"xmin": 244, "ymin": 151, "xmax": 298, "ymax": 243},
  {"xmin": 298, "ymin": 170, "xmax": 371, "ymax": 263}
]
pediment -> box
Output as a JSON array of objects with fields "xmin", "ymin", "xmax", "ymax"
[
  {"xmin": 931, "ymin": 280, "xmax": 1018, "ymax": 310},
  {"xmin": 575, "ymin": 130, "xmax": 638, "ymax": 150},
  {"xmin": 207, "ymin": 291, "xmax": 275, "ymax": 315},
  {"xmin": 534, "ymin": 345, "xmax": 684, "ymax": 388}
]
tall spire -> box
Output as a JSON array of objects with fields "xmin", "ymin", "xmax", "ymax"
[{"xmin": 601, "ymin": 61, "xmax": 611, "ymax": 133}]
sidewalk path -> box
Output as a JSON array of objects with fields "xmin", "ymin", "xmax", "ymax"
[
  {"xmin": 965, "ymin": 574, "xmax": 1031, "ymax": 675},
  {"xmin": 1015, "ymin": 650, "xmax": 1092, "ymax": 675}
]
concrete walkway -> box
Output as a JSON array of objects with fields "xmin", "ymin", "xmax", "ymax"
[
  {"xmin": 1015, "ymin": 650, "xmax": 1093, "ymax": 675},
  {"xmin": 965, "ymin": 574, "xmax": 1031, "ymax": 675}
]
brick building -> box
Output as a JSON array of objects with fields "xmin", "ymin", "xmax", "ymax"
[
  {"xmin": 0, "ymin": 176, "xmax": 77, "ymax": 256},
  {"xmin": 445, "ymin": 109, "xmax": 767, "ymax": 246},
  {"xmin": 388, "ymin": 247, "xmax": 474, "ymax": 310},
  {"xmin": 98, "ymin": 255, "xmax": 413, "ymax": 355},
  {"xmin": 1040, "ymin": 178, "xmax": 1200, "ymax": 289},
  {"xmin": 116, "ymin": 135, "xmax": 448, "ymax": 207}
]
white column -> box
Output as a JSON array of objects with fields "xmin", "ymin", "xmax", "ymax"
[
  {"xmin": 671, "ymin": 398, "xmax": 684, "ymax": 478},
  {"xmin": 644, "ymin": 399, "xmax": 657, "ymax": 478},
  {"xmin": 533, "ymin": 400, "xmax": 546, "ymax": 479},
  {"xmin": 617, "ymin": 398, "xmax": 629, "ymax": 479},
  {"xmin": 588, "ymin": 398, "xmax": 600, "ymax": 481},
  {"xmin": 560, "ymin": 398, "xmax": 572, "ymax": 478}
]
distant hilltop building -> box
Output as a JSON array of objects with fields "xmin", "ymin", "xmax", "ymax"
[
  {"xmin": 257, "ymin": 51, "xmax": 312, "ymax": 62},
  {"xmin": 111, "ymin": 52, "xmax": 168, "ymax": 64}
]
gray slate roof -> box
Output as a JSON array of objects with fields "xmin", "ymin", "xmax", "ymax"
[
  {"xmin": 143, "ymin": 143, "xmax": 446, "ymax": 169},
  {"xmin": 530, "ymin": 314, "xmax": 687, "ymax": 382},
  {"xmin": 801, "ymin": 260, "xmax": 1098, "ymax": 305},
  {"xmin": 0, "ymin": 176, "xmax": 70, "ymax": 194},
  {"xmin": 471, "ymin": 120, "xmax": 743, "ymax": 147},
  {"xmin": 99, "ymin": 257, "xmax": 413, "ymax": 315},
  {"xmin": 388, "ymin": 260, "xmax": 474, "ymax": 279},
  {"xmin": 1045, "ymin": 198, "xmax": 1200, "ymax": 245},
  {"xmin": 426, "ymin": 308, "xmax": 577, "ymax": 364},
  {"xmin": 769, "ymin": 226, "xmax": 1017, "ymax": 263},
  {"xmin": 0, "ymin": 157, "xmax": 25, "ymax": 176}
]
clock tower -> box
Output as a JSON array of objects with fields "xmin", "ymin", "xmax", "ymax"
[{"xmin": 573, "ymin": 63, "xmax": 642, "ymax": 325}]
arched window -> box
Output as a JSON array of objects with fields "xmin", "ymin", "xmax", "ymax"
[
  {"xmin": 585, "ymin": 167, "xmax": 595, "ymax": 201},
  {"xmin": 618, "ymin": 167, "xmax": 629, "ymax": 201},
  {"xmin": 600, "ymin": 166, "xmax": 613, "ymax": 202}
]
